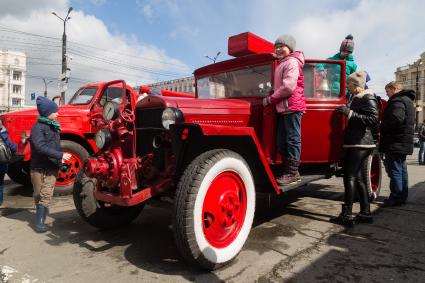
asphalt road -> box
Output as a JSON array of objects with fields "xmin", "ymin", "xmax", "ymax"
[{"xmin": 1, "ymin": 150, "xmax": 424, "ymax": 282}]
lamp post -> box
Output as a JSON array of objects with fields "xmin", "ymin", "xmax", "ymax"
[
  {"xmin": 205, "ymin": 51, "xmax": 221, "ymax": 63},
  {"xmin": 52, "ymin": 7, "xmax": 73, "ymax": 104},
  {"xmin": 43, "ymin": 78, "xmax": 53, "ymax": 98}
]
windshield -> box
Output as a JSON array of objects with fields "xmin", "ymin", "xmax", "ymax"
[
  {"xmin": 68, "ymin": 87, "xmax": 98, "ymax": 105},
  {"xmin": 197, "ymin": 64, "xmax": 272, "ymax": 99}
]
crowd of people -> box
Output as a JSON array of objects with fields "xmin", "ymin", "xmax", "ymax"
[{"xmin": 264, "ymin": 33, "xmax": 416, "ymax": 227}]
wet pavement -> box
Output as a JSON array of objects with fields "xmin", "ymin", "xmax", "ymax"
[{"xmin": 1, "ymin": 150, "xmax": 425, "ymax": 282}]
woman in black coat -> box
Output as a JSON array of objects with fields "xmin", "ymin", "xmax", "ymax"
[{"xmin": 330, "ymin": 71, "xmax": 379, "ymax": 227}]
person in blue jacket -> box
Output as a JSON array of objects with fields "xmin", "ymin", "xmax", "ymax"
[
  {"xmin": 30, "ymin": 96, "xmax": 71, "ymax": 232},
  {"xmin": 0, "ymin": 120, "xmax": 18, "ymax": 207}
]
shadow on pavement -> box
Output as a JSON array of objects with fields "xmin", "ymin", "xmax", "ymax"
[{"xmin": 258, "ymin": 181, "xmax": 425, "ymax": 282}]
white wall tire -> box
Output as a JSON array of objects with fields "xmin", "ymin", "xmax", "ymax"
[{"xmin": 173, "ymin": 149, "xmax": 255, "ymax": 270}]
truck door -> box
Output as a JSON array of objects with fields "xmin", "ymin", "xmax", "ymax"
[{"xmin": 301, "ymin": 59, "xmax": 346, "ymax": 163}]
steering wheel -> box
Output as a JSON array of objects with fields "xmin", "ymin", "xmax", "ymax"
[{"xmin": 120, "ymin": 108, "xmax": 135, "ymax": 123}]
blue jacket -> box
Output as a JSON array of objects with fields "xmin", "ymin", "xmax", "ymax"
[
  {"xmin": 30, "ymin": 121, "xmax": 63, "ymax": 170},
  {"xmin": 0, "ymin": 127, "xmax": 18, "ymax": 173},
  {"xmin": 0, "ymin": 128, "xmax": 18, "ymax": 153}
]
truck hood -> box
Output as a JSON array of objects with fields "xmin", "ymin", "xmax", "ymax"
[{"xmin": 137, "ymin": 95, "xmax": 251, "ymax": 127}]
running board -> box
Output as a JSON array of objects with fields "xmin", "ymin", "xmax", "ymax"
[{"xmin": 278, "ymin": 174, "xmax": 328, "ymax": 192}]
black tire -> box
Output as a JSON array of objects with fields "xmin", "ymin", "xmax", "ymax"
[
  {"xmin": 54, "ymin": 140, "xmax": 90, "ymax": 196},
  {"xmin": 73, "ymin": 170, "xmax": 144, "ymax": 229},
  {"xmin": 7, "ymin": 161, "xmax": 32, "ymax": 186},
  {"xmin": 363, "ymin": 150, "xmax": 382, "ymax": 202},
  {"xmin": 173, "ymin": 149, "xmax": 255, "ymax": 270}
]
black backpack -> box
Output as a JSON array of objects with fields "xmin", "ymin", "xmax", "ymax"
[{"xmin": 0, "ymin": 134, "xmax": 12, "ymax": 164}]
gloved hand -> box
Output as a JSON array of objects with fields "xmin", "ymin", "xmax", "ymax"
[
  {"xmin": 337, "ymin": 105, "xmax": 350, "ymax": 116},
  {"xmin": 263, "ymin": 96, "xmax": 271, "ymax": 107}
]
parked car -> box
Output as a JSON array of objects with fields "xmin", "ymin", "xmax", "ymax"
[{"xmin": 73, "ymin": 32, "xmax": 383, "ymax": 269}]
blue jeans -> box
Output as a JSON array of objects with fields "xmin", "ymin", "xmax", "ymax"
[
  {"xmin": 383, "ymin": 153, "xmax": 408, "ymax": 202},
  {"xmin": 0, "ymin": 164, "xmax": 7, "ymax": 205},
  {"xmin": 277, "ymin": 112, "xmax": 303, "ymax": 161},
  {"xmin": 418, "ymin": 140, "xmax": 425, "ymax": 164}
]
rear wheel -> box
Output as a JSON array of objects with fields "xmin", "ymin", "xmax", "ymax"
[
  {"xmin": 55, "ymin": 140, "xmax": 89, "ymax": 196},
  {"xmin": 364, "ymin": 150, "xmax": 382, "ymax": 202},
  {"xmin": 73, "ymin": 170, "xmax": 144, "ymax": 229},
  {"xmin": 173, "ymin": 149, "xmax": 255, "ymax": 270}
]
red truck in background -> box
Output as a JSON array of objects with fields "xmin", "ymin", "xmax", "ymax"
[{"xmin": 0, "ymin": 81, "xmax": 193, "ymax": 195}]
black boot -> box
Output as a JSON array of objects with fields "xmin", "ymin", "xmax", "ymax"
[
  {"xmin": 355, "ymin": 211, "xmax": 373, "ymax": 223},
  {"xmin": 35, "ymin": 205, "xmax": 48, "ymax": 233},
  {"xmin": 330, "ymin": 204, "xmax": 354, "ymax": 227},
  {"xmin": 356, "ymin": 180, "xmax": 373, "ymax": 223}
]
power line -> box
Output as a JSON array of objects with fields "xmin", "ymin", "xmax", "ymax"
[{"xmin": 0, "ymin": 24, "xmax": 191, "ymax": 70}]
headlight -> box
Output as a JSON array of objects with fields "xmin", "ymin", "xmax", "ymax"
[
  {"xmin": 161, "ymin": 107, "xmax": 183, "ymax": 129},
  {"xmin": 95, "ymin": 128, "xmax": 112, "ymax": 149}
]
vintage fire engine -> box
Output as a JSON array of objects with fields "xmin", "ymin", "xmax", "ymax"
[
  {"xmin": 74, "ymin": 32, "xmax": 383, "ymax": 269},
  {"xmin": 0, "ymin": 82, "xmax": 192, "ymax": 195}
]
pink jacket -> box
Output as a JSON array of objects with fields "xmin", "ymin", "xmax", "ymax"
[{"xmin": 269, "ymin": 51, "xmax": 306, "ymax": 113}]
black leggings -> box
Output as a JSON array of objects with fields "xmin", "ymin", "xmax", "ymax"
[{"xmin": 343, "ymin": 148, "xmax": 373, "ymax": 212}]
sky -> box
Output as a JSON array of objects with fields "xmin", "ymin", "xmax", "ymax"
[{"xmin": 0, "ymin": 0, "xmax": 424, "ymax": 105}]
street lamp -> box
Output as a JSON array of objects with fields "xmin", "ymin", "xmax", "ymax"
[
  {"xmin": 43, "ymin": 78, "xmax": 53, "ymax": 98},
  {"xmin": 205, "ymin": 51, "xmax": 221, "ymax": 63},
  {"xmin": 52, "ymin": 7, "xmax": 73, "ymax": 104}
]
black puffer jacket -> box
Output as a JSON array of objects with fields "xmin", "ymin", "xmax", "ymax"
[
  {"xmin": 344, "ymin": 90, "xmax": 379, "ymax": 147},
  {"xmin": 30, "ymin": 122, "xmax": 63, "ymax": 171},
  {"xmin": 380, "ymin": 89, "xmax": 415, "ymax": 155}
]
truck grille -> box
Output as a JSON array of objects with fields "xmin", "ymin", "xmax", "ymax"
[{"xmin": 135, "ymin": 108, "xmax": 164, "ymax": 128}]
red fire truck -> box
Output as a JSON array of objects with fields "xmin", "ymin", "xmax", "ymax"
[
  {"xmin": 73, "ymin": 32, "xmax": 383, "ymax": 269},
  {"xmin": 0, "ymin": 82, "xmax": 192, "ymax": 195}
]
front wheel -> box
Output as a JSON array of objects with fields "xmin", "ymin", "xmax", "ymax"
[
  {"xmin": 364, "ymin": 150, "xmax": 382, "ymax": 202},
  {"xmin": 73, "ymin": 171, "xmax": 144, "ymax": 229},
  {"xmin": 173, "ymin": 149, "xmax": 255, "ymax": 270}
]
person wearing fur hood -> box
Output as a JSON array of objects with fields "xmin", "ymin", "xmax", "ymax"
[{"xmin": 330, "ymin": 71, "xmax": 379, "ymax": 227}]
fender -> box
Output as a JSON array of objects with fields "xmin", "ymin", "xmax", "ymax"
[{"xmin": 170, "ymin": 123, "xmax": 280, "ymax": 194}]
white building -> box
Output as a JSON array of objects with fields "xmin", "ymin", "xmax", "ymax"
[
  {"xmin": 148, "ymin": 76, "xmax": 195, "ymax": 94},
  {"xmin": 0, "ymin": 50, "xmax": 26, "ymax": 113}
]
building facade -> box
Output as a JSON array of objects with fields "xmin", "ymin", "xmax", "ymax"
[
  {"xmin": 148, "ymin": 76, "xmax": 195, "ymax": 94},
  {"xmin": 395, "ymin": 52, "xmax": 425, "ymax": 123},
  {"xmin": 0, "ymin": 50, "xmax": 26, "ymax": 113}
]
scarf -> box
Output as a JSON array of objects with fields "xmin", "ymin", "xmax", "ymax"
[{"xmin": 37, "ymin": 116, "xmax": 61, "ymax": 132}]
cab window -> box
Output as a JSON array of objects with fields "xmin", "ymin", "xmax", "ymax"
[
  {"xmin": 197, "ymin": 64, "xmax": 272, "ymax": 99},
  {"xmin": 303, "ymin": 62, "xmax": 342, "ymax": 99},
  {"xmin": 68, "ymin": 87, "xmax": 98, "ymax": 105},
  {"xmin": 98, "ymin": 87, "xmax": 126, "ymax": 106}
]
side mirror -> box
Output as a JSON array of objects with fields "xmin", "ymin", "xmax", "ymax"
[{"xmin": 52, "ymin": 95, "xmax": 62, "ymax": 105}]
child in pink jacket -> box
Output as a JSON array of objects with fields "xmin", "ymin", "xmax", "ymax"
[{"xmin": 263, "ymin": 34, "xmax": 306, "ymax": 185}]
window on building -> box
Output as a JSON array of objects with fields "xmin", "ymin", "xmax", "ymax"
[
  {"xmin": 401, "ymin": 75, "xmax": 407, "ymax": 82},
  {"xmin": 12, "ymin": 85, "xmax": 21, "ymax": 94},
  {"xmin": 13, "ymin": 71, "xmax": 22, "ymax": 81},
  {"xmin": 14, "ymin": 58, "xmax": 19, "ymax": 66},
  {"xmin": 12, "ymin": 98, "xmax": 21, "ymax": 105}
]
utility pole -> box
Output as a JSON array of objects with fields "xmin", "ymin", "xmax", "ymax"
[
  {"xmin": 205, "ymin": 51, "xmax": 221, "ymax": 63},
  {"xmin": 43, "ymin": 78, "xmax": 53, "ymax": 98},
  {"xmin": 52, "ymin": 7, "xmax": 73, "ymax": 104}
]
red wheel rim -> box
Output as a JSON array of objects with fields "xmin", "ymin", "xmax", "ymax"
[
  {"xmin": 370, "ymin": 155, "xmax": 380, "ymax": 192},
  {"xmin": 202, "ymin": 171, "xmax": 247, "ymax": 248},
  {"xmin": 56, "ymin": 151, "xmax": 82, "ymax": 187}
]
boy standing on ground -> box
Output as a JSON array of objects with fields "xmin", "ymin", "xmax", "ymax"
[{"xmin": 30, "ymin": 96, "xmax": 71, "ymax": 233}]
